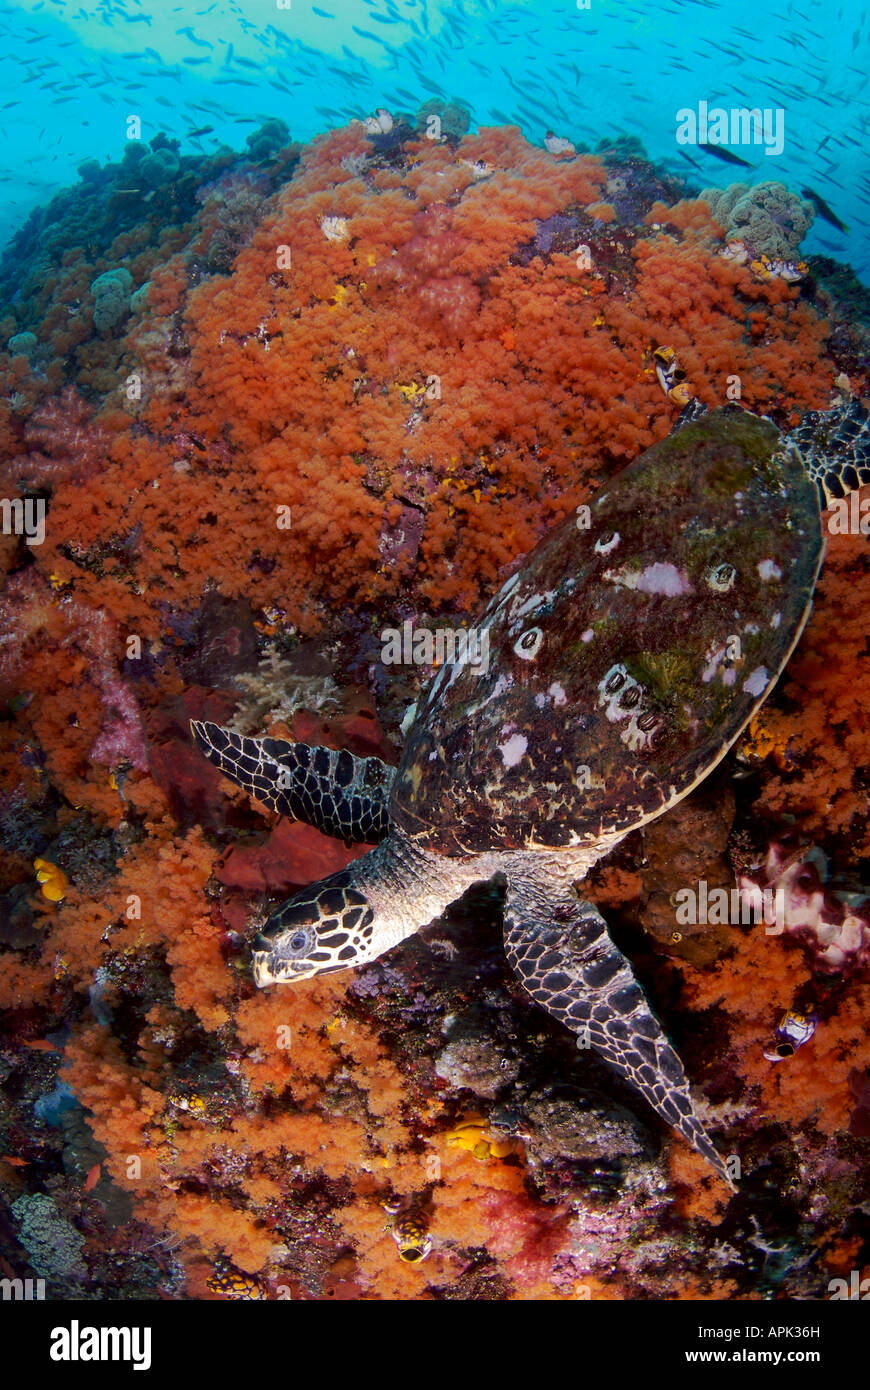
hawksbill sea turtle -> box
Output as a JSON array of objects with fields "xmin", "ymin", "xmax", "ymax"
[{"xmin": 191, "ymin": 400, "xmax": 870, "ymax": 1184}]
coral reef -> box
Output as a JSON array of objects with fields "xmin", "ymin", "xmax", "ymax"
[
  {"xmin": 1, "ymin": 114, "xmax": 868, "ymax": 1301},
  {"xmin": 701, "ymin": 180, "xmax": 815, "ymax": 260},
  {"xmin": 11, "ymin": 1193, "xmax": 87, "ymax": 1282},
  {"xmin": 90, "ymin": 268, "xmax": 134, "ymax": 335},
  {"xmin": 415, "ymin": 99, "xmax": 472, "ymax": 141}
]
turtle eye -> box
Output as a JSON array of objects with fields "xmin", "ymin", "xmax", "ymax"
[
  {"xmin": 707, "ymin": 562, "xmax": 737, "ymax": 592},
  {"xmin": 287, "ymin": 927, "xmax": 314, "ymax": 957}
]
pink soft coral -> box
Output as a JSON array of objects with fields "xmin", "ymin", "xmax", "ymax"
[
  {"xmin": 740, "ymin": 837, "xmax": 870, "ymax": 974},
  {"xmin": 6, "ymin": 387, "xmax": 112, "ymax": 489}
]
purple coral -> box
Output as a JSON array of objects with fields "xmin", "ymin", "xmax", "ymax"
[{"xmin": 90, "ymin": 677, "xmax": 148, "ymax": 772}]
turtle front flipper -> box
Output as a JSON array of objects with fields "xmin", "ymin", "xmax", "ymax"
[
  {"xmin": 789, "ymin": 398, "xmax": 870, "ymax": 507},
  {"xmin": 503, "ymin": 875, "xmax": 732, "ymax": 1186},
  {"xmin": 190, "ymin": 720, "xmax": 394, "ymax": 843}
]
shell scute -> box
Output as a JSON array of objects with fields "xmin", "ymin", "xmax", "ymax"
[{"xmin": 393, "ymin": 410, "xmax": 822, "ymax": 854}]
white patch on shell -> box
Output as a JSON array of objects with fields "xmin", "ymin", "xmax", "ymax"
[
  {"xmin": 498, "ymin": 733, "xmax": 527, "ymax": 768},
  {"xmin": 743, "ymin": 666, "xmax": 769, "ymax": 697},
  {"xmin": 483, "ymin": 569, "xmax": 520, "ymax": 621},
  {"xmin": 771, "ymin": 611, "xmax": 782, "ymax": 629},
  {"xmin": 581, "ymin": 628, "xmax": 594, "ymax": 643},
  {"xmin": 514, "ymin": 627, "xmax": 543, "ymax": 660},
  {"xmin": 429, "ymin": 656, "xmax": 467, "ymax": 704},
  {"xmin": 428, "ymin": 664, "xmax": 450, "ymax": 702},
  {"xmin": 637, "ymin": 562, "xmax": 692, "ymax": 596},
  {"xmin": 758, "ymin": 559, "xmax": 782, "ymax": 581},
  {"xmin": 604, "ymin": 563, "xmax": 691, "ymax": 596},
  {"xmin": 594, "ymin": 530, "xmax": 620, "ymax": 555},
  {"xmin": 534, "ymin": 681, "xmax": 567, "ymax": 710},
  {"xmin": 702, "ymin": 644, "xmax": 727, "ymax": 683},
  {"xmin": 508, "ymin": 588, "xmax": 556, "ymax": 628}
]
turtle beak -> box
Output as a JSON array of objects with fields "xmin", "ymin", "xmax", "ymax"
[
  {"xmin": 251, "ymin": 939, "xmax": 306, "ymax": 986},
  {"xmin": 251, "ymin": 948, "xmax": 280, "ymax": 987}
]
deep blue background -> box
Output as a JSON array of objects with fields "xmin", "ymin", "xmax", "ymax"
[{"xmin": 1, "ymin": 0, "xmax": 867, "ymax": 281}]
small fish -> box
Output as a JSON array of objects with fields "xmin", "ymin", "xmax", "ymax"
[
  {"xmin": 801, "ymin": 186, "xmax": 849, "ymax": 233},
  {"xmin": 415, "ymin": 73, "xmax": 447, "ymax": 96},
  {"xmin": 351, "ymin": 25, "xmax": 389, "ymax": 45},
  {"xmin": 177, "ymin": 25, "xmax": 214, "ymax": 48},
  {"xmin": 188, "ymin": 125, "xmax": 215, "ymax": 137},
  {"xmin": 697, "ymin": 143, "xmax": 755, "ymax": 169},
  {"xmin": 678, "ymin": 149, "xmax": 704, "ymax": 172}
]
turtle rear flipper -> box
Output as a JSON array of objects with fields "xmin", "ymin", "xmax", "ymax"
[
  {"xmin": 790, "ymin": 398, "xmax": 870, "ymax": 507},
  {"xmin": 190, "ymin": 720, "xmax": 394, "ymax": 843},
  {"xmin": 503, "ymin": 875, "xmax": 733, "ymax": 1186}
]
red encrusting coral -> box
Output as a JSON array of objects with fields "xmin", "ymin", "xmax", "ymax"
[{"xmin": 0, "ymin": 116, "xmax": 867, "ymax": 1300}]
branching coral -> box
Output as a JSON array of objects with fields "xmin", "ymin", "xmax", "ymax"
[{"xmin": 2, "ymin": 385, "xmax": 114, "ymax": 491}]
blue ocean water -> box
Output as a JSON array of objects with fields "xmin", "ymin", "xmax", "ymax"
[{"xmin": 0, "ymin": 0, "xmax": 866, "ymax": 282}]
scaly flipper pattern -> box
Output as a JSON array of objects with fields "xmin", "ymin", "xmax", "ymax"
[
  {"xmin": 503, "ymin": 874, "xmax": 732, "ymax": 1184},
  {"xmin": 190, "ymin": 720, "xmax": 394, "ymax": 843},
  {"xmin": 787, "ymin": 398, "xmax": 870, "ymax": 507}
]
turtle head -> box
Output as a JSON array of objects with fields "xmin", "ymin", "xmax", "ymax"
[{"xmin": 251, "ymin": 870, "xmax": 377, "ymax": 985}]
